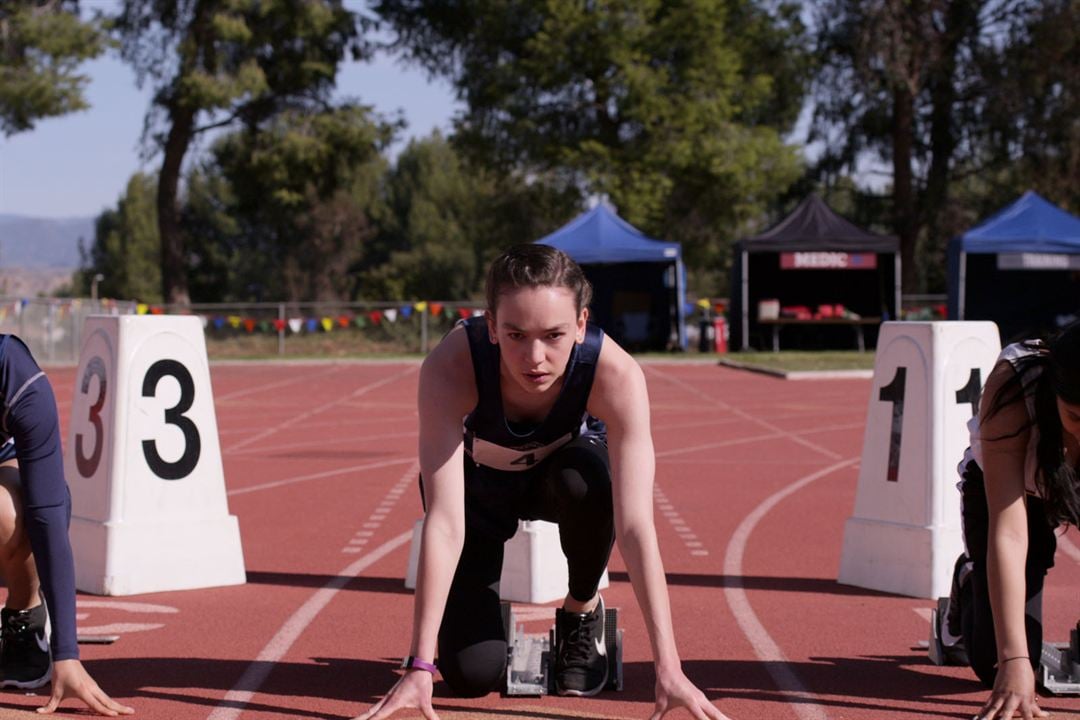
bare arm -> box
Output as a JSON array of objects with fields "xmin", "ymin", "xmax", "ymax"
[
  {"xmin": 976, "ymin": 361, "xmax": 1047, "ymax": 720},
  {"xmin": 589, "ymin": 339, "xmax": 729, "ymax": 720},
  {"xmin": 410, "ymin": 332, "xmax": 472, "ymax": 661},
  {"xmin": 357, "ymin": 328, "xmax": 475, "ymax": 720}
]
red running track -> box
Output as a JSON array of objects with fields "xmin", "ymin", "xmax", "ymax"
[{"xmin": 0, "ymin": 361, "xmax": 1075, "ymax": 720}]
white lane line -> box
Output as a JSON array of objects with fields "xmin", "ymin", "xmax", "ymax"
[
  {"xmin": 645, "ymin": 367, "xmax": 844, "ymax": 461},
  {"xmin": 655, "ymin": 423, "xmax": 863, "ymax": 460},
  {"xmin": 227, "ymin": 457, "xmax": 414, "ymax": 497},
  {"xmin": 76, "ymin": 600, "xmax": 178, "ymax": 614},
  {"xmin": 78, "ymin": 622, "xmax": 165, "ymax": 635},
  {"xmin": 913, "ymin": 608, "xmax": 934, "ymax": 623},
  {"xmin": 217, "ymin": 365, "xmax": 344, "ymax": 402},
  {"xmin": 224, "ymin": 367, "xmax": 417, "ymax": 453},
  {"xmin": 723, "ymin": 456, "xmax": 859, "ymax": 720},
  {"xmin": 1057, "ymin": 533, "xmax": 1080, "ymax": 564},
  {"xmin": 227, "ymin": 430, "xmax": 418, "ymax": 457},
  {"xmin": 207, "ymin": 530, "xmax": 413, "ymax": 720}
]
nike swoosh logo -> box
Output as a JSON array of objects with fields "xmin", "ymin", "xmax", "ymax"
[
  {"xmin": 34, "ymin": 632, "xmax": 48, "ymax": 654},
  {"xmin": 594, "ymin": 637, "xmax": 606, "ymax": 657}
]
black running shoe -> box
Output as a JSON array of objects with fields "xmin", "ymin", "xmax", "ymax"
[
  {"xmin": 554, "ymin": 595, "xmax": 608, "ymax": 697},
  {"xmin": 0, "ymin": 603, "xmax": 52, "ymax": 689}
]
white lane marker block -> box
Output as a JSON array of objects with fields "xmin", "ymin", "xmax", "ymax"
[
  {"xmin": 839, "ymin": 321, "xmax": 1000, "ymax": 599},
  {"xmin": 66, "ymin": 315, "xmax": 246, "ymax": 595},
  {"xmin": 404, "ymin": 518, "xmax": 608, "ymax": 604}
]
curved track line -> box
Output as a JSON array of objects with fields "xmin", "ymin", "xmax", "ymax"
[
  {"xmin": 217, "ymin": 365, "xmax": 345, "ymax": 402},
  {"xmin": 207, "ymin": 530, "xmax": 413, "ymax": 720},
  {"xmin": 723, "ymin": 457, "xmax": 860, "ymax": 720}
]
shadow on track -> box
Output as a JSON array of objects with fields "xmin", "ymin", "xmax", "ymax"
[
  {"xmin": 245, "ymin": 571, "xmax": 412, "ymax": 595},
  {"xmin": 609, "ymin": 571, "xmax": 904, "ymax": 598}
]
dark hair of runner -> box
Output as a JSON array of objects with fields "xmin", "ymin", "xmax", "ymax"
[
  {"xmin": 982, "ymin": 320, "xmax": 1080, "ymax": 526},
  {"xmin": 485, "ymin": 244, "xmax": 592, "ymax": 315}
]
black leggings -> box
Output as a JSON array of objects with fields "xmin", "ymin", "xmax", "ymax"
[
  {"xmin": 432, "ymin": 435, "xmax": 614, "ymax": 697},
  {"xmin": 959, "ymin": 464, "xmax": 1058, "ymax": 687}
]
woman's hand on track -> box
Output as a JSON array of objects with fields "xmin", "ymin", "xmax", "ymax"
[
  {"xmin": 650, "ymin": 669, "xmax": 731, "ymax": 720},
  {"xmin": 974, "ymin": 660, "xmax": 1047, "ymax": 720},
  {"xmin": 353, "ymin": 670, "xmax": 439, "ymax": 720},
  {"xmin": 37, "ymin": 659, "xmax": 134, "ymax": 716}
]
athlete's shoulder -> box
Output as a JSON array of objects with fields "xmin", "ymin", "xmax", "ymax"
[
  {"xmin": 589, "ymin": 333, "xmax": 646, "ymax": 418},
  {"xmin": 0, "ymin": 335, "xmax": 42, "ymax": 376},
  {"xmin": 419, "ymin": 323, "xmax": 477, "ymax": 413}
]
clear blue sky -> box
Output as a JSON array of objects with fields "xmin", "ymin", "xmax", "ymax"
[{"xmin": 0, "ymin": 33, "xmax": 459, "ymax": 220}]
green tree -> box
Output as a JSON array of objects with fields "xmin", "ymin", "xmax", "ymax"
[
  {"xmin": 190, "ymin": 104, "xmax": 393, "ymax": 302},
  {"xmin": 973, "ymin": 0, "xmax": 1079, "ymax": 213},
  {"xmin": 360, "ymin": 132, "xmax": 582, "ymax": 300},
  {"xmin": 375, "ymin": 0, "xmax": 810, "ymax": 293},
  {"xmin": 810, "ymin": 0, "xmax": 1077, "ymax": 292},
  {"xmin": 78, "ymin": 172, "xmax": 162, "ymax": 302},
  {"xmin": 0, "ymin": 0, "xmax": 106, "ymax": 135},
  {"xmin": 112, "ymin": 0, "xmax": 369, "ymax": 304}
]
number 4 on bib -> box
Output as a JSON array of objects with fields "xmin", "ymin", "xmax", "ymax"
[{"xmin": 66, "ymin": 315, "xmax": 246, "ymax": 596}]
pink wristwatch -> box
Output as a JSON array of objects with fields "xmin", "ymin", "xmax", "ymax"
[{"xmin": 401, "ymin": 656, "xmax": 438, "ymax": 674}]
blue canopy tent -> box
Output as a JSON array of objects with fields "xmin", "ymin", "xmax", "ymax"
[
  {"xmin": 948, "ymin": 191, "xmax": 1080, "ymax": 340},
  {"xmin": 538, "ymin": 204, "xmax": 687, "ymax": 350}
]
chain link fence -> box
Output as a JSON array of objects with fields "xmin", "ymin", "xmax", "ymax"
[
  {"xmin": 0, "ymin": 298, "xmax": 488, "ymax": 364},
  {"xmin": 0, "ymin": 298, "xmax": 138, "ymax": 364}
]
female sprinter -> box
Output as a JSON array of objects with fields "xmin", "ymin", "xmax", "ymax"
[
  {"xmin": 356, "ymin": 244, "xmax": 728, "ymax": 720},
  {"xmin": 0, "ymin": 334, "xmax": 132, "ymax": 715},
  {"xmin": 944, "ymin": 321, "xmax": 1080, "ymax": 720}
]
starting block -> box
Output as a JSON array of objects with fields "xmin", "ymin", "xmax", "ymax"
[
  {"xmin": 406, "ymin": 518, "xmax": 609, "ymax": 603},
  {"xmin": 1040, "ymin": 623, "xmax": 1080, "ymax": 694},
  {"xmin": 501, "ymin": 602, "xmax": 623, "ymax": 696}
]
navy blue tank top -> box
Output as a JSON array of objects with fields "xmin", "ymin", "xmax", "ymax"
[{"xmin": 461, "ymin": 317, "xmax": 605, "ymax": 472}]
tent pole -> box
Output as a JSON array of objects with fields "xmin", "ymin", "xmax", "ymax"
[
  {"xmin": 676, "ymin": 257, "xmax": 687, "ymax": 350},
  {"xmin": 741, "ymin": 250, "xmax": 749, "ymax": 351},
  {"xmin": 958, "ymin": 251, "xmax": 967, "ymax": 320},
  {"xmin": 894, "ymin": 253, "xmax": 901, "ymax": 323}
]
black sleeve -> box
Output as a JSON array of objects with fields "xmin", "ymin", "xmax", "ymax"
[{"xmin": 1, "ymin": 337, "xmax": 78, "ymax": 661}]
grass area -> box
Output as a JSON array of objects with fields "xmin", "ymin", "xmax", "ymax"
[{"xmin": 721, "ymin": 350, "xmax": 876, "ymax": 372}]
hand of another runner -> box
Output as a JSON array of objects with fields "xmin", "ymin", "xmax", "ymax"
[
  {"xmin": 649, "ymin": 669, "xmax": 731, "ymax": 720},
  {"xmin": 37, "ymin": 659, "xmax": 134, "ymax": 716},
  {"xmin": 973, "ymin": 659, "xmax": 1047, "ymax": 720},
  {"xmin": 353, "ymin": 669, "xmax": 439, "ymax": 720}
]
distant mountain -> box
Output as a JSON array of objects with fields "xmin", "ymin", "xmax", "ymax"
[{"xmin": 0, "ymin": 214, "xmax": 93, "ymax": 269}]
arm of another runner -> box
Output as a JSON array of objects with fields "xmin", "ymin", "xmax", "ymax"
[
  {"xmin": 1, "ymin": 337, "xmax": 133, "ymax": 716},
  {"xmin": 975, "ymin": 362, "xmax": 1047, "ymax": 720},
  {"xmin": 588, "ymin": 340, "xmax": 730, "ymax": 720},
  {"xmin": 355, "ymin": 328, "xmax": 474, "ymax": 720}
]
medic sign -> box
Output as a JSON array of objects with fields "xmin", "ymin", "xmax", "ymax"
[{"xmin": 780, "ymin": 252, "xmax": 878, "ymax": 270}]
